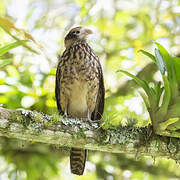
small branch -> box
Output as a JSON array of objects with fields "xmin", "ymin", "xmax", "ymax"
[{"xmin": 0, "ymin": 107, "xmax": 180, "ymax": 161}]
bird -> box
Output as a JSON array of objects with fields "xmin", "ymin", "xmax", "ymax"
[{"xmin": 55, "ymin": 26, "xmax": 105, "ymax": 175}]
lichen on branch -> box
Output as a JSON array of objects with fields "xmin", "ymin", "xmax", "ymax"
[{"xmin": 0, "ymin": 107, "xmax": 180, "ymax": 162}]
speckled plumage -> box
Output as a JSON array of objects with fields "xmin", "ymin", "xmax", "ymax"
[{"xmin": 55, "ymin": 27, "xmax": 105, "ymax": 175}]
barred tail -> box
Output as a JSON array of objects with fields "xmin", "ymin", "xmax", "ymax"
[{"xmin": 70, "ymin": 148, "xmax": 87, "ymax": 175}]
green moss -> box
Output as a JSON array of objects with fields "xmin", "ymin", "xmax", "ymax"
[
  {"xmin": 72, "ymin": 129, "xmax": 86, "ymax": 139},
  {"xmin": 44, "ymin": 113, "xmax": 61, "ymax": 127},
  {"xmin": 52, "ymin": 113, "xmax": 61, "ymax": 123},
  {"xmin": 7, "ymin": 111, "xmax": 22, "ymax": 122},
  {"xmin": 16, "ymin": 116, "xmax": 22, "ymax": 122},
  {"xmin": 33, "ymin": 112, "xmax": 41, "ymax": 122}
]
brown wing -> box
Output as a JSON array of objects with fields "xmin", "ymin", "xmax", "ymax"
[
  {"xmin": 91, "ymin": 60, "xmax": 105, "ymax": 120},
  {"xmin": 55, "ymin": 56, "xmax": 64, "ymax": 115}
]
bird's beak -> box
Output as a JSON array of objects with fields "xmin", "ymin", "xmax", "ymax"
[
  {"xmin": 85, "ymin": 28, "xmax": 93, "ymax": 35},
  {"xmin": 82, "ymin": 28, "xmax": 93, "ymax": 36},
  {"xmin": 80, "ymin": 27, "xmax": 93, "ymax": 40}
]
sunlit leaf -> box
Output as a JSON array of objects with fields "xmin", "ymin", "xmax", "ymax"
[
  {"xmin": 5, "ymin": 31, "xmax": 39, "ymax": 54},
  {"xmin": 0, "ymin": 16, "xmax": 38, "ymax": 54},
  {"xmin": 155, "ymin": 42, "xmax": 172, "ymax": 77},
  {"xmin": 0, "ymin": 40, "xmax": 28, "ymax": 56},
  {"xmin": 6, "ymin": 65, "xmax": 20, "ymax": 78},
  {"xmin": 172, "ymin": 56, "xmax": 180, "ymax": 84},
  {"xmin": 166, "ymin": 101, "xmax": 180, "ymax": 119},
  {"xmin": 138, "ymin": 49, "xmax": 156, "ymax": 63},
  {"xmin": 117, "ymin": 70, "xmax": 154, "ymax": 104},
  {"xmin": 0, "ymin": 16, "xmax": 36, "ymax": 42},
  {"xmin": 0, "ymin": 58, "xmax": 12, "ymax": 67},
  {"xmin": 160, "ymin": 75, "xmax": 171, "ymax": 115},
  {"xmin": 167, "ymin": 118, "xmax": 180, "ymax": 131},
  {"xmin": 155, "ymin": 82, "xmax": 164, "ymax": 107},
  {"xmin": 21, "ymin": 29, "xmax": 36, "ymax": 43},
  {"xmin": 155, "ymin": 42, "xmax": 178, "ymax": 100},
  {"xmin": 0, "ymin": 16, "xmax": 19, "ymax": 32},
  {"xmin": 155, "ymin": 48, "xmax": 166, "ymax": 74},
  {"xmin": 138, "ymin": 90, "xmax": 150, "ymax": 109}
]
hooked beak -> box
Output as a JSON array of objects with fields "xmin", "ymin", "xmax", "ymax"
[
  {"xmin": 79, "ymin": 27, "xmax": 93, "ymax": 40},
  {"xmin": 84, "ymin": 28, "xmax": 93, "ymax": 35},
  {"xmin": 82, "ymin": 28, "xmax": 93, "ymax": 36}
]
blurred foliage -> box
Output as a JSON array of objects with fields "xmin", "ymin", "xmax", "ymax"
[
  {"xmin": 119, "ymin": 43, "xmax": 180, "ymax": 137},
  {"xmin": 0, "ymin": 0, "xmax": 180, "ymax": 179}
]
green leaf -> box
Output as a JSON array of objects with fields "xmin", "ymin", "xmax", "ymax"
[
  {"xmin": 159, "ymin": 118, "xmax": 180, "ymax": 131},
  {"xmin": 0, "ymin": 58, "xmax": 12, "ymax": 67},
  {"xmin": 5, "ymin": 30, "xmax": 39, "ymax": 54},
  {"xmin": 138, "ymin": 90, "xmax": 150, "ymax": 109},
  {"xmin": 6, "ymin": 65, "xmax": 20, "ymax": 78},
  {"xmin": 166, "ymin": 101, "xmax": 180, "ymax": 119},
  {"xmin": 167, "ymin": 118, "xmax": 180, "ymax": 131},
  {"xmin": 172, "ymin": 56, "xmax": 180, "ymax": 84},
  {"xmin": 117, "ymin": 70, "xmax": 155, "ymax": 105},
  {"xmin": 160, "ymin": 75, "xmax": 171, "ymax": 116},
  {"xmin": 155, "ymin": 48, "xmax": 165, "ymax": 74},
  {"xmin": 0, "ymin": 16, "xmax": 38, "ymax": 54},
  {"xmin": 138, "ymin": 49, "xmax": 156, "ymax": 63},
  {"xmin": 155, "ymin": 42, "xmax": 178, "ymax": 100},
  {"xmin": 155, "ymin": 42, "xmax": 170, "ymax": 74},
  {"xmin": 0, "ymin": 40, "xmax": 28, "ymax": 56},
  {"xmin": 118, "ymin": 70, "xmax": 149, "ymax": 92},
  {"xmin": 155, "ymin": 82, "xmax": 164, "ymax": 107}
]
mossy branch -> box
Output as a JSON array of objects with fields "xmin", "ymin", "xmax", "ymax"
[{"xmin": 0, "ymin": 107, "xmax": 180, "ymax": 162}]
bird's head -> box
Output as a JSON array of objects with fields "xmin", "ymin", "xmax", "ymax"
[{"xmin": 64, "ymin": 26, "xmax": 93, "ymax": 48}]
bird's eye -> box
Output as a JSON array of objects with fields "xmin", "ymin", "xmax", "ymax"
[{"xmin": 76, "ymin": 30, "xmax": 80, "ymax": 34}]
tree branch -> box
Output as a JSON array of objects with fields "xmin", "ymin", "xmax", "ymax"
[{"xmin": 0, "ymin": 107, "xmax": 180, "ymax": 161}]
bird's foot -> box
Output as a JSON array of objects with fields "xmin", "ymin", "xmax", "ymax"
[
  {"xmin": 87, "ymin": 119, "xmax": 101, "ymax": 128},
  {"xmin": 63, "ymin": 110, "xmax": 69, "ymax": 120},
  {"xmin": 89, "ymin": 119, "xmax": 101, "ymax": 123}
]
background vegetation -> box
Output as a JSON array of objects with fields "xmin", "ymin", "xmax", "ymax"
[{"xmin": 0, "ymin": 0, "xmax": 180, "ymax": 179}]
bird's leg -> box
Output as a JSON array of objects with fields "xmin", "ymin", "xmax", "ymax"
[
  {"xmin": 87, "ymin": 109, "xmax": 101, "ymax": 125},
  {"xmin": 63, "ymin": 109, "xmax": 68, "ymax": 120},
  {"xmin": 87, "ymin": 109, "xmax": 91, "ymax": 121},
  {"xmin": 64, "ymin": 109, "xmax": 67, "ymax": 117},
  {"xmin": 84, "ymin": 109, "xmax": 93, "ymax": 123}
]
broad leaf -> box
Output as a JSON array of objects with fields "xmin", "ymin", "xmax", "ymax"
[
  {"xmin": 172, "ymin": 56, "xmax": 180, "ymax": 84},
  {"xmin": 166, "ymin": 101, "xmax": 180, "ymax": 119},
  {"xmin": 155, "ymin": 42, "xmax": 178, "ymax": 100},
  {"xmin": 160, "ymin": 75, "xmax": 171, "ymax": 116},
  {"xmin": 155, "ymin": 48, "xmax": 165, "ymax": 74},
  {"xmin": 138, "ymin": 90, "xmax": 150, "ymax": 109},
  {"xmin": 167, "ymin": 118, "xmax": 180, "ymax": 131}
]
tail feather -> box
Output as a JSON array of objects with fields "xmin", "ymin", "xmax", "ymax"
[{"xmin": 70, "ymin": 148, "xmax": 87, "ymax": 175}]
